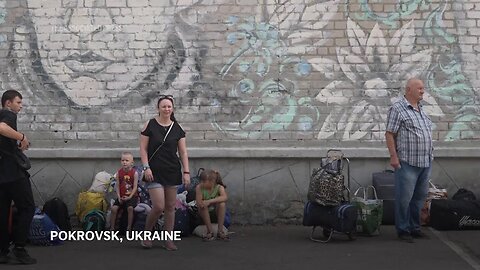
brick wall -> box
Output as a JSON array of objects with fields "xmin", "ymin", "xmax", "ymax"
[
  {"xmin": 1, "ymin": 0, "xmax": 480, "ymax": 222},
  {"xmin": 0, "ymin": 0, "xmax": 478, "ymax": 148}
]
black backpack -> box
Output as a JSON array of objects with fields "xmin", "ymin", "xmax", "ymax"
[
  {"xmin": 43, "ymin": 197, "xmax": 72, "ymax": 231},
  {"xmin": 186, "ymin": 168, "xmax": 204, "ymax": 203},
  {"xmin": 452, "ymin": 188, "xmax": 477, "ymax": 201}
]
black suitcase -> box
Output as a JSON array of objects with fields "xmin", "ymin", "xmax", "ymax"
[
  {"xmin": 303, "ymin": 201, "xmax": 357, "ymax": 242},
  {"xmin": 430, "ymin": 199, "xmax": 480, "ymax": 230},
  {"xmin": 372, "ymin": 170, "xmax": 395, "ymax": 225}
]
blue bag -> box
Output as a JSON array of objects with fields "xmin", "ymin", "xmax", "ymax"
[
  {"xmin": 29, "ymin": 209, "xmax": 63, "ymax": 246},
  {"xmin": 303, "ymin": 201, "xmax": 357, "ymax": 242},
  {"xmin": 174, "ymin": 208, "xmax": 190, "ymax": 236},
  {"xmin": 224, "ymin": 210, "xmax": 232, "ymax": 228}
]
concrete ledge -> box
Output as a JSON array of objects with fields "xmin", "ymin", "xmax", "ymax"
[{"xmin": 26, "ymin": 146, "xmax": 480, "ymax": 159}]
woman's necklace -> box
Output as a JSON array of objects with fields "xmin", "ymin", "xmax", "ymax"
[{"xmin": 156, "ymin": 117, "xmax": 172, "ymax": 131}]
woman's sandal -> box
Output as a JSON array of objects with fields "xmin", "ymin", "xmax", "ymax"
[
  {"xmin": 163, "ymin": 241, "xmax": 178, "ymax": 251},
  {"xmin": 141, "ymin": 240, "xmax": 153, "ymax": 249},
  {"xmin": 217, "ymin": 231, "xmax": 230, "ymax": 241},
  {"xmin": 202, "ymin": 232, "xmax": 215, "ymax": 242}
]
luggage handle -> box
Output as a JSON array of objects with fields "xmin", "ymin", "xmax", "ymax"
[
  {"xmin": 353, "ymin": 187, "xmax": 365, "ymax": 198},
  {"xmin": 367, "ymin": 186, "xmax": 379, "ymax": 200},
  {"xmin": 320, "ymin": 157, "xmax": 344, "ymax": 170},
  {"xmin": 428, "ymin": 179, "xmax": 442, "ymax": 190},
  {"xmin": 327, "ymin": 149, "xmax": 344, "ymax": 159},
  {"xmin": 353, "ymin": 186, "xmax": 379, "ymax": 200},
  {"xmin": 196, "ymin": 168, "xmax": 205, "ymax": 177},
  {"xmin": 324, "ymin": 149, "xmax": 345, "ymax": 169},
  {"xmin": 320, "ymin": 149, "xmax": 348, "ymax": 172}
]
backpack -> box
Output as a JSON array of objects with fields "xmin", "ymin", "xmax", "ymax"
[
  {"xmin": 43, "ymin": 197, "xmax": 72, "ymax": 231},
  {"xmin": 452, "ymin": 188, "xmax": 477, "ymax": 201},
  {"xmin": 29, "ymin": 209, "xmax": 63, "ymax": 246},
  {"xmin": 82, "ymin": 210, "xmax": 106, "ymax": 232}
]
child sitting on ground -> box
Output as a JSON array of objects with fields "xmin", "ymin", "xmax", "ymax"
[
  {"xmin": 109, "ymin": 152, "xmax": 139, "ymax": 231},
  {"xmin": 195, "ymin": 169, "xmax": 229, "ymax": 241}
]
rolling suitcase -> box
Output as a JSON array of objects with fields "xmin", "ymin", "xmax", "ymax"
[
  {"xmin": 303, "ymin": 149, "xmax": 355, "ymax": 243},
  {"xmin": 372, "ymin": 170, "xmax": 395, "ymax": 225}
]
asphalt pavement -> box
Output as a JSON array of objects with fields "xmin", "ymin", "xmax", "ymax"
[{"xmin": 3, "ymin": 225, "xmax": 480, "ymax": 270}]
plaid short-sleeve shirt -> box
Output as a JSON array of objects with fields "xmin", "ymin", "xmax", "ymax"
[{"xmin": 386, "ymin": 96, "xmax": 433, "ymax": 168}]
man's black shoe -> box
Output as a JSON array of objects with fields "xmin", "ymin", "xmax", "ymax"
[
  {"xmin": 11, "ymin": 247, "xmax": 36, "ymax": 265},
  {"xmin": 0, "ymin": 250, "xmax": 10, "ymax": 264},
  {"xmin": 398, "ymin": 233, "xmax": 415, "ymax": 243},
  {"xmin": 411, "ymin": 230, "xmax": 429, "ymax": 239}
]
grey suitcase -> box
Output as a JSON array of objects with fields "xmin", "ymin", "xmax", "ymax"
[
  {"xmin": 372, "ymin": 170, "xmax": 395, "ymax": 225},
  {"xmin": 372, "ymin": 170, "xmax": 395, "ymax": 199}
]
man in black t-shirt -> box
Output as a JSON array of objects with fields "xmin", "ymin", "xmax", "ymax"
[{"xmin": 0, "ymin": 90, "xmax": 35, "ymax": 265}]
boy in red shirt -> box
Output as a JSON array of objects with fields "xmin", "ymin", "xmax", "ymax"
[{"xmin": 109, "ymin": 152, "xmax": 139, "ymax": 231}]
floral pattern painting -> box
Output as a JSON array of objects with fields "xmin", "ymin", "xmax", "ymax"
[
  {"xmin": 1, "ymin": 0, "xmax": 479, "ymax": 142},
  {"xmin": 315, "ymin": 19, "xmax": 444, "ymax": 140},
  {"xmin": 197, "ymin": 0, "xmax": 478, "ymax": 141},
  {"xmin": 202, "ymin": 0, "xmax": 341, "ymax": 138}
]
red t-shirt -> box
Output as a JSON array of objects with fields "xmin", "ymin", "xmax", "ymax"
[{"xmin": 117, "ymin": 167, "xmax": 137, "ymax": 197}]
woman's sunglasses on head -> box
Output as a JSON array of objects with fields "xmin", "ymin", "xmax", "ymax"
[
  {"xmin": 157, "ymin": 95, "xmax": 174, "ymax": 107},
  {"xmin": 159, "ymin": 95, "xmax": 173, "ymax": 100}
]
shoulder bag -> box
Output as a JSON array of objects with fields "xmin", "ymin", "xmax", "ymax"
[{"xmin": 0, "ymin": 147, "xmax": 31, "ymax": 170}]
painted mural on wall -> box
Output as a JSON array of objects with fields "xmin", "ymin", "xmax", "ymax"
[
  {"xmin": 205, "ymin": 0, "xmax": 341, "ymax": 138},
  {"xmin": 315, "ymin": 19, "xmax": 443, "ymax": 140},
  {"xmin": 0, "ymin": 0, "xmax": 185, "ymax": 110},
  {"xmin": 344, "ymin": 0, "xmax": 479, "ymax": 141},
  {"xmin": 0, "ymin": 0, "xmax": 478, "ymax": 142}
]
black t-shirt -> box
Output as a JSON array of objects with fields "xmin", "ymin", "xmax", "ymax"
[
  {"xmin": 0, "ymin": 109, "xmax": 23, "ymax": 183},
  {"xmin": 141, "ymin": 119, "xmax": 186, "ymax": 186}
]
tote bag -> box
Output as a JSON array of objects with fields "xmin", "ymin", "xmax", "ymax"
[{"xmin": 352, "ymin": 186, "xmax": 383, "ymax": 236}]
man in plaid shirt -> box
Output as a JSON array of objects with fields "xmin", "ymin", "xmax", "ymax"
[{"xmin": 385, "ymin": 78, "xmax": 433, "ymax": 243}]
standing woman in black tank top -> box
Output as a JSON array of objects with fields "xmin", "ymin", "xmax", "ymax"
[{"xmin": 139, "ymin": 95, "xmax": 191, "ymax": 250}]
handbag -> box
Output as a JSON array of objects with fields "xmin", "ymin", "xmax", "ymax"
[
  {"xmin": 307, "ymin": 157, "xmax": 345, "ymax": 206},
  {"xmin": 421, "ymin": 180, "xmax": 448, "ymax": 225},
  {"xmin": 142, "ymin": 123, "xmax": 174, "ymax": 182},
  {"xmin": 15, "ymin": 150, "xmax": 31, "ymax": 170},
  {"xmin": 0, "ymin": 147, "xmax": 31, "ymax": 170},
  {"xmin": 352, "ymin": 186, "xmax": 383, "ymax": 235}
]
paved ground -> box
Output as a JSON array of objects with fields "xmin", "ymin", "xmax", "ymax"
[{"xmin": 3, "ymin": 225, "xmax": 480, "ymax": 270}]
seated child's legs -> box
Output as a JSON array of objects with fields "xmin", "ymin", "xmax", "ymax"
[
  {"xmin": 198, "ymin": 205, "xmax": 214, "ymax": 233},
  {"xmin": 215, "ymin": 202, "xmax": 229, "ymax": 241},
  {"xmin": 124, "ymin": 198, "xmax": 137, "ymax": 231},
  {"xmin": 126, "ymin": 206, "xmax": 134, "ymax": 231},
  {"xmin": 215, "ymin": 202, "xmax": 226, "ymax": 231},
  {"xmin": 110, "ymin": 205, "xmax": 120, "ymax": 230}
]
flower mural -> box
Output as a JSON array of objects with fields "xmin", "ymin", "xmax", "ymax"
[
  {"xmin": 315, "ymin": 18, "xmax": 444, "ymax": 141},
  {"xmin": 208, "ymin": 0, "xmax": 340, "ymax": 138},
  {"xmin": 352, "ymin": 0, "xmax": 426, "ymax": 28}
]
